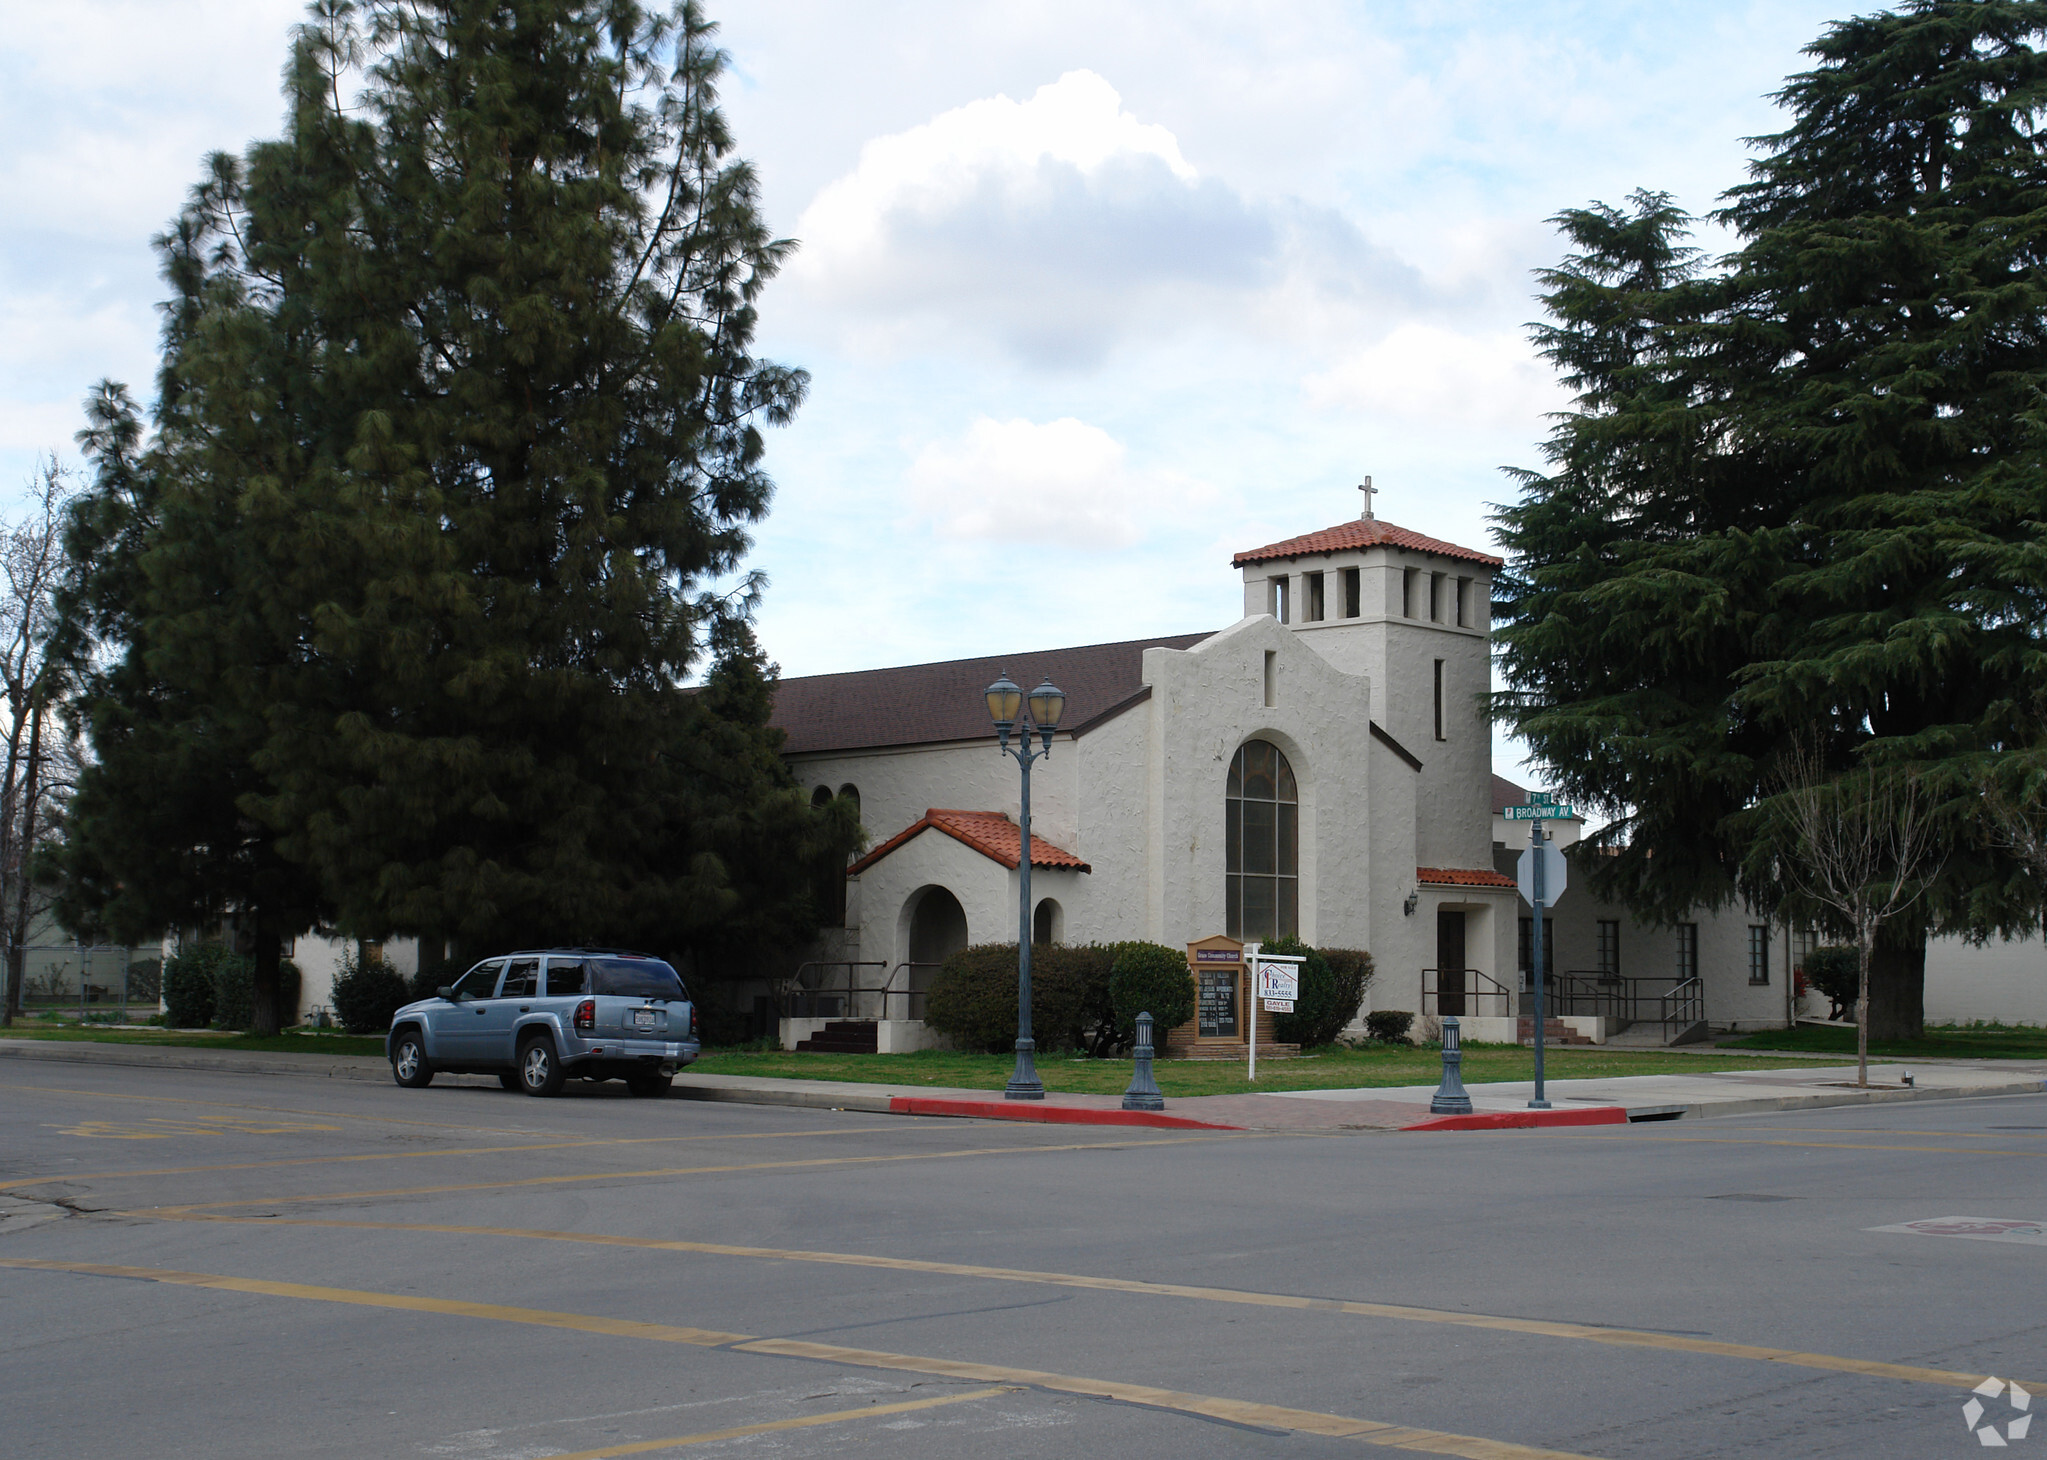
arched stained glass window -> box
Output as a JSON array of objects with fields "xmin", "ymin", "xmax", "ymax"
[{"xmin": 1225, "ymin": 739, "xmax": 1298, "ymax": 941}]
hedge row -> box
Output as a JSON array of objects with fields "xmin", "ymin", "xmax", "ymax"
[
  {"xmin": 161, "ymin": 945, "xmax": 302, "ymax": 1031},
  {"xmin": 925, "ymin": 939, "xmax": 1373, "ymax": 1054}
]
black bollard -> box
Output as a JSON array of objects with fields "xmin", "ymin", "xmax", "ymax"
[
  {"xmin": 1121, "ymin": 1010, "xmax": 1165, "ymax": 1112},
  {"xmin": 1429, "ymin": 1015, "xmax": 1473, "ymax": 1115}
]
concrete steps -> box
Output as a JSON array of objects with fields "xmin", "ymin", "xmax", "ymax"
[
  {"xmin": 794, "ymin": 1019, "xmax": 878, "ymax": 1054},
  {"xmin": 1518, "ymin": 1018, "xmax": 1594, "ymax": 1046}
]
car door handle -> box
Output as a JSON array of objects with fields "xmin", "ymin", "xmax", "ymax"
[
  {"xmin": 474, "ymin": 1008, "xmax": 486, "ymax": 1016},
  {"xmin": 519, "ymin": 1006, "xmax": 530, "ymax": 1013}
]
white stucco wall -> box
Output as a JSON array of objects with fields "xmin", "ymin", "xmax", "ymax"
[
  {"xmin": 1140, "ymin": 614, "xmax": 1380, "ymax": 954},
  {"xmin": 1925, "ymin": 932, "xmax": 2047, "ymax": 1026}
]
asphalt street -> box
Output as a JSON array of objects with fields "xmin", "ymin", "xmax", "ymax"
[{"xmin": 2, "ymin": 1062, "xmax": 2043, "ymax": 1458}]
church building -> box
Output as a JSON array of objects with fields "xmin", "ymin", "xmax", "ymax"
[{"xmin": 769, "ymin": 503, "xmax": 1527, "ymax": 1050}]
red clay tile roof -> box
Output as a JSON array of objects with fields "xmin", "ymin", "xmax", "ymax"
[
  {"xmin": 771, "ymin": 634, "xmax": 1209, "ymax": 757},
  {"xmin": 849, "ymin": 808, "xmax": 1092, "ymax": 877},
  {"xmin": 1231, "ymin": 517, "xmax": 1503, "ymax": 569},
  {"xmin": 1418, "ymin": 865, "xmax": 1516, "ymax": 888}
]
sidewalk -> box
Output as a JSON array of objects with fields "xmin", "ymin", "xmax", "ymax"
[{"xmin": 3, "ymin": 1037, "xmax": 2040, "ymax": 1131}]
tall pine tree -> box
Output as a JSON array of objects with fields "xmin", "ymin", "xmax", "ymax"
[
  {"xmin": 56, "ymin": 0, "xmax": 855, "ymax": 1027},
  {"xmin": 1496, "ymin": 2, "xmax": 2047, "ymax": 1037}
]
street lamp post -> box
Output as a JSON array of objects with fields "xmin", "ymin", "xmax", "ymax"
[{"xmin": 985, "ymin": 670, "xmax": 1066, "ymax": 1101}]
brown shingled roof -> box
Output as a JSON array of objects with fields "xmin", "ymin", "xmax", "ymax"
[
  {"xmin": 1231, "ymin": 516, "xmax": 1503, "ymax": 569},
  {"xmin": 849, "ymin": 808, "xmax": 1091, "ymax": 876},
  {"xmin": 771, "ymin": 633, "xmax": 1209, "ymax": 756}
]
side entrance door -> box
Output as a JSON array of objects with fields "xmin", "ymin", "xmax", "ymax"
[{"xmin": 1437, "ymin": 911, "xmax": 1467, "ymax": 1017}]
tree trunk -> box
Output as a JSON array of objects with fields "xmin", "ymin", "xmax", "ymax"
[
  {"xmin": 1866, "ymin": 926, "xmax": 1927, "ymax": 1043},
  {"xmin": 250, "ymin": 915, "xmax": 283, "ymax": 1037},
  {"xmin": 4, "ymin": 696, "xmax": 45, "ymax": 1028}
]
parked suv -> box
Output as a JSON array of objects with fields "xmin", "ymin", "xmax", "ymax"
[{"xmin": 385, "ymin": 949, "xmax": 700, "ymax": 1097}]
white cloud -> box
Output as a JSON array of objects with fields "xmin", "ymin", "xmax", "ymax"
[
  {"xmin": 786, "ymin": 69, "xmax": 1423, "ymax": 366},
  {"xmin": 906, "ymin": 415, "xmax": 1206, "ymax": 549},
  {"xmin": 1302, "ymin": 323, "xmax": 1566, "ymax": 433}
]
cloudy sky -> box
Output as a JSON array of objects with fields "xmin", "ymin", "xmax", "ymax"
[{"xmin": 2, "ymin": 0, "xmax": 1849, "ymax": 778}]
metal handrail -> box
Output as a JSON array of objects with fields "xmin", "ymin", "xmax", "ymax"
[
  {"xmin": 1660, "ymin": 976, "xmax": 1705, "ymax": 1042},
  {"xmin": 1421, "ymin": 967, "xmax": 1510, "ymax": 1017},
  {"xmin": 780, "ymin": 961, "xmax": 948, "ymax": 1022}
]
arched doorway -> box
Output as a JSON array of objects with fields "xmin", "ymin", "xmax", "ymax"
[{"xmin": 904, "ymin": 886, "xmax": 968, "ymax": 1018}]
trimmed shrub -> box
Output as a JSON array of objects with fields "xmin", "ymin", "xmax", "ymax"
[
  {"xmin": 1803, "ymin": 945, "xmax": 1860, "ymax": 1020},
  {"xmin": 924, "ymin": 943, "xmax": 1120, "ymax": 1055},
  {"xmin": 1108, "ymin": 942, "xmax": 1195, "ymax": 1043},
  {"xmin": 210, "ymin": 957, "xmax": 301, "ymax": 1030},
  {"xmin": 1364, "ymin": 1010, "xmax": 1415, "ymax": 1044},
  {"xmin": 1259, "ymin": 938, "xmax": 1373, "ymax": 1048},
  {"xmin": 331, "ymin": 949, "xmax": 413, "ymax": 1035},
  {"xmin": 161, "ymin": 949, "xmax": 220, "ymax": 1028}
]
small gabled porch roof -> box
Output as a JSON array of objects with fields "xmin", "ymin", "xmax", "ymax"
[{"xmin": 849, "ymin": 808, "xmax": 1091, "ymax": 877}]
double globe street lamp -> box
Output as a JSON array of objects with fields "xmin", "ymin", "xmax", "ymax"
[{"xmin": 983, "ymin": 670, "xmax": 1066, "ymax": 1100}]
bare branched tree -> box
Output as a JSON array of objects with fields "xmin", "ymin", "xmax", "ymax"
[
  {"xmin": 1981, "ymin": 730, "xmax": 2047, "ymax": 893},
  {"xmin": 1772, "ymin": 738, "xmax": 1946, "ymax": 1087},
  {"xmin": 0, "ymin": 459, "xmax": 78, "ymax": 1026}
]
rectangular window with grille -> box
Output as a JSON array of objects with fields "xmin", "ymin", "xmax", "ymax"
[
  {"xmin": 1596, "ymin": 920, "xmax": 1620, "ymax": 977},
  {"xmin": 1748, "ymin": 925, "xmax": 1770, "ymax": 984},
  {"xmin": 1304, "ymin": 571, "xmax": 1325, "ymax": 622},
  {"xmin": 1676, "ymin": 923, "xmax": 1698, "ymax": 981},
  {"xmin": 1343, "ymin": 567, "xmax": 1360, "ymax": 618}
]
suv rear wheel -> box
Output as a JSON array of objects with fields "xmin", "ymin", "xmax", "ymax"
[
  {"xmin": 391, "ymin": 1030, "xmax": 433, "ymax": 1088},
  {"xmin": 517, "ymin": 1034, "xmax": 565, "ymax": 1097}
]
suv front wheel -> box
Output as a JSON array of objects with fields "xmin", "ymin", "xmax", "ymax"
[
  {"xmin": 391, "ymin": 1030, "xmax": 433, "ymax": 1088},
  {"xmin": 517, "ymin": 1034, "xmax": 565, "ymax": 1097}
]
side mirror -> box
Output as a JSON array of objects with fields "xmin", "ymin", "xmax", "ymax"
[{"xmin": 437, "ymin": 986, "xmax": 457, "ymax": 1001}]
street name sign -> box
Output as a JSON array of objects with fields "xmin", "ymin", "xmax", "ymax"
[{"xmin": 1503, "ymin": 803, "xmax": 1572, "ymax": 821}]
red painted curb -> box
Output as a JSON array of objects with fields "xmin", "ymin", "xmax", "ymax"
[
  {"xmin": 887, "ymin": 1096, "xmax": 1242, "ymax": 1131},
  {"xmin": 1400, "ymin": 1106, "xmax": 1628, "ymax": 1132}
]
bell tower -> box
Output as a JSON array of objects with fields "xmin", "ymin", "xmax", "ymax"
[{"xmin": 1230, "ymin": 505, "xmax": 1499, "ymax": 872}]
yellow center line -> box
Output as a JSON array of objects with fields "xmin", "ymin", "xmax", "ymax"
[
  {"xmin": 2, "ymin": 1124, "xmax": 909, "ymax": 1188},
  {"xmin": 539, "ymin": 1386, "xmax": 1012, "ymax": 1458},
  {"xmin": 145, "ymin": 1210, "xmax": 2022, "ymax": 1394},
  {"xmin": 145, "ymin": 1131, "xmax": 1260, "ymax": 1212},
  {"xmin": 0, "ymin": 1257, "xmax": 1606, "ymax": 1460}
]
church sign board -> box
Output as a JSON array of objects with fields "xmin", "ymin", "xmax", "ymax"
[{"xmin": 1167, "ymin": 935, "xmax": 1291, "ymax": 1057}]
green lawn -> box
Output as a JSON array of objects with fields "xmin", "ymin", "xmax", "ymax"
[
  {"xmin": 689, "ymin": 1043, "xmax": 1837, "ymax": 1098},
  {"xmin": 1722, "ymin": 1025, "xmax": 2047, "ymax": 1060},
  {"xmin": 0, "ymin": 1024, "xmax": 390, "ymax": 1057}
]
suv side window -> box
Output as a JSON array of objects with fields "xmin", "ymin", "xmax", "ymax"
[
  {"xmin": 544, "ymin": 960, "xmax": 586, "ymax": 996},
  {"xmin": 501, "ymin": 959, "xmax": 540, "ymax": 998},
  {"xmin": 453, "ymin": 960, "xmax": 504, "ymax": 1000}
]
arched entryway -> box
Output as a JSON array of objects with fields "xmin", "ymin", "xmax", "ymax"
[{"xmin": 902, "ymin": 885, "xmax": 968, "ymax": 1019}]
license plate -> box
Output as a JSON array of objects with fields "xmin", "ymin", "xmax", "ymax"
[{"xmin": 633, "ymin": 1009, "xmax": 658, "ymax": 1031}]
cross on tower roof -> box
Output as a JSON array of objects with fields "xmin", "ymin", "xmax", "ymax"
[{"xmin": 1358, "ymin": 476, "xmax": 1377, "ymax": 520}]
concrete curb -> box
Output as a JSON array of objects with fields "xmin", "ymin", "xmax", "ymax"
[
  {"xmin": 5, "ymin": 1040, "xmax": 2039, "ymax": 1128},
  {"xmin": 1645, "ymin": 1078, "xmax": 2047, "ymax": 1121},
  {"xmin": 886, "ymin": 1096, "xmax": 1242, "ymax": 1131},
  {"xmin": 1401, "ymin": 1107, "xmax": 1628, "ymax": 1132}
]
